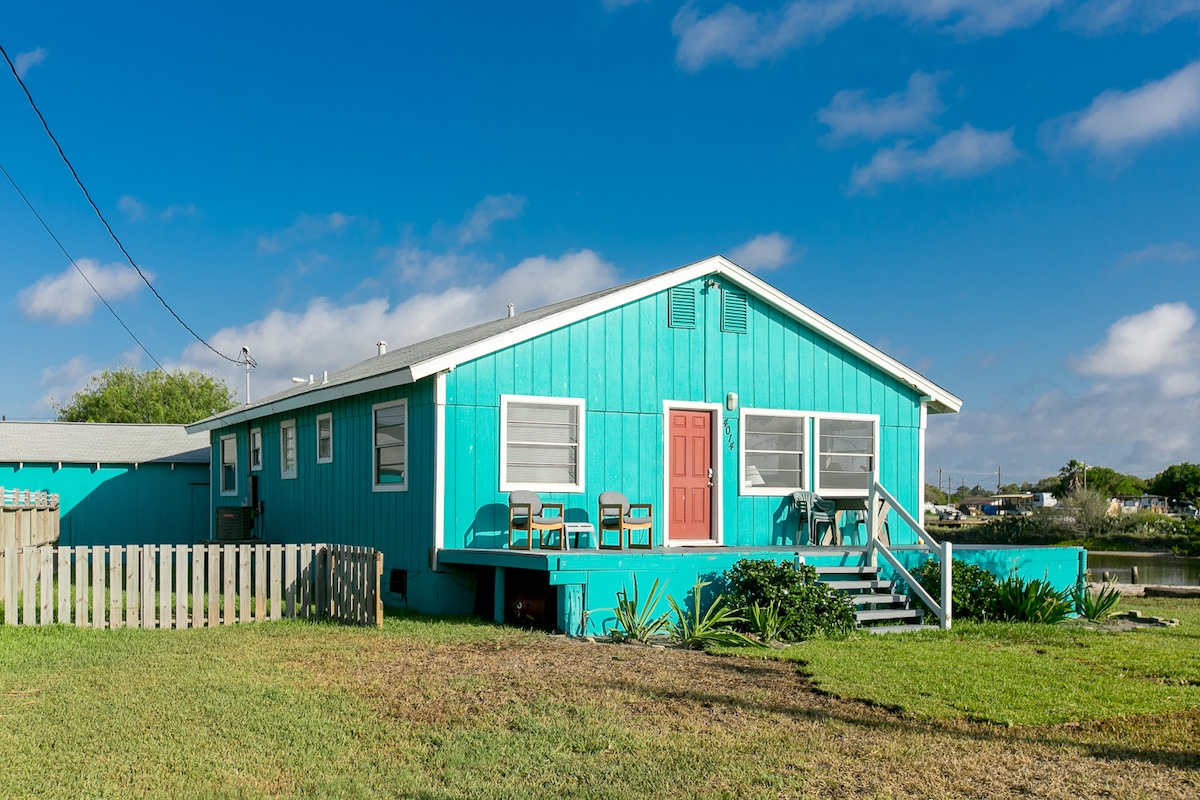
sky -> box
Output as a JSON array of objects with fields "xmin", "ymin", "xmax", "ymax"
[{"xmin": 2, "ymin": 1, "xmax": 1199, "ymax": 491}]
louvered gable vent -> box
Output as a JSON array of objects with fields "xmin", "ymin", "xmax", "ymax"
[
  {"xmin": 722, "ymin": 289, "xmax": 748, "ymax": 334},
  {"xmin": 668, "ymin": 286, "xmax": 696, "ymax": 329}
]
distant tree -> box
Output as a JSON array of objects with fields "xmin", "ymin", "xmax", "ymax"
[
  {"xmin": 952, "ymin": 484, "xmax": 972, "ymax": 501},
  {"xmin": 1058, "ymin": 460, "xmax": 1088, "ymax": 496},
  {"xmin": 998, "ymin": 482, "xmax": 1021, "ymax": 494},
  {"xmin": 53, "ymin": 367, "xmax": 237, "ymax": 424},
  {"xmin": 1084, "ymin": 467, "xmax": 1147, "ymax": 499},
  {"xmin": 1149, "ymin": 463, "xmax": 1200, "ymax": 504},
  {"xmin": 925, "ymin": 483, "xmax": 947, "ymax": 505}
]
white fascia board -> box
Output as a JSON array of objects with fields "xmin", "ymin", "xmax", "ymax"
[
  {"xmin": 186, "ymin": 367, "xmax": 415, "ymax": 433},
  {"xmin": 408, "ymin": 254, "xmax": 962, "ymax": 414}
]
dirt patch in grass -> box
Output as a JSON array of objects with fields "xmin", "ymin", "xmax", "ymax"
[{"xmin": 298, "ymin": 631, "xmax": 1200, "ymax": 799}]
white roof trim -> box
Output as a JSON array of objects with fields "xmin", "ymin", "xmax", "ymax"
[{"xmin": 409, "ymin": 255, "xmax": 961, "ymax": 414}]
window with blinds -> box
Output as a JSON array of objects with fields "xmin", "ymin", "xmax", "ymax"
[
  {"xmin": 373, "ymin": 400, "xmax": 407, "ymax": 491},
  {"xmin": 816, "ymin": 416, "xmax": 876, "ymax": 495},
  {"xmin": 740, "ymin": 410, "xmax": 807, "ymax": 495},
  {"xmin": 500, "ymin": 395, "xmax": 585, "ymax": 492}
]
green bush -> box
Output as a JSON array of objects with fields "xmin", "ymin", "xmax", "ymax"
[
  {"xmin": 723, "ymin": 559, "xmax": 856, "ymax": 641},
  {"xmin": 994, "ymin": 576, "xmax": 1073, "ymax": 624},
  {"xmin": 911, "ymin": 558, "xmax": 999, "ymax": 622}
]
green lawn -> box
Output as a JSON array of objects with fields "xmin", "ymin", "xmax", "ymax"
[
  {"xmin": 734, "ymin": 598, "xmax": 1200, "ymax": 725},
  {"xmin": 0, "ymin": 600, "xmax": 1197, "ymax": 799}
]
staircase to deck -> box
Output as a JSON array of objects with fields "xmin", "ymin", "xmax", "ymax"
[{"xmin": 816, "ymin": 563, "xmax": 930, "ymax": 634}]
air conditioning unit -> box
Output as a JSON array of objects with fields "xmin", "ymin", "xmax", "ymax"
[{"xmin": 215, "ymin": 506, "xmax": 256, "ymax": 541}]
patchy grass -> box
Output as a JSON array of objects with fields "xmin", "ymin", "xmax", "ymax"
[
  {"xmin": 0, "ymin": 603, "xmax": 1196, "ymax": 798},
  {"xmin": 737, "ymin": 597, "xmax": 1200, "ymax": 727}
]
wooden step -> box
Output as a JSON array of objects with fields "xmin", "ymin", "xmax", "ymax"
[
  {"xmin": 814, "ymin": 565, "xmax": 876, "ymax": 576},
  {"xmin": 856, "ymin": 607, "xmax": 922, "ymax": 623},
  {"xmin": 822, "ymin": 579, "xmax": 893, "ymax": 591},
  {"xmin": 847, "ymin": 593, "xmax": 908, "ymax": 606}
]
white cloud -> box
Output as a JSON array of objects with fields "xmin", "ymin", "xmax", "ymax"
[
  {"xmin": 1046, "ymin": 60, "xmax": 1200, "ymax": 156},
  {"xmin": 161, "ymin": 203, "xmax": 200, "ymax": 222},
  {"xmin": 257, "ymin": 211, "xmax": 358, "ymax": 255},
  {"xmin": 604, "ymin": 0, "xmax": 650, "ymax": 9},
  {"xmin": 1069, "ymin": 0, "xmax": 1200, "ymax": 33},
  {"xmin": 14, "ymin": 48, "xmax": 47, "ymax": 79},
  {"xmin": 728, "ymin": 232, "xmax": 800, "ymax": 271},
  {"xmin": 118, "ymin": 194, "xmax": 145, "ymax": 222},
  {"xmin": 819, "ymin": 71, "xmax": 945, "ymax": 142},
  {"xmin": 459, "ymin": 194, "xmax": 525, "ymax": 244},
  {"xmin": 385, "ymin": 246, "xmax": 484, "ymax": 288},
  {"xmin": 18, "ymin": 259, "xmax": 147, "ymax": 323},
  {"xmin": 930, "ymin": 302, "xmax": 1200, "ymax": 480},
  {"xmin": 672, "ymin": 1, "xmax": 1060, "ymax": 71},
  {"xmin": 184, "ymin": 250, "xmax": 619, "ymax": 400},
  {"xmin": 39, "ymin": 355, "xmax": 97, "ymax": 411},
  {"xmin": 849, "ymin": 124, "xmax": 1018, "ymax": 193},
  {"xmin": 1120, "ymin": 242, "xmax": 1197, "ymax": 267},
  {"xmin": 1074, "ymin": 302, "xmax": 1197, "ymax": 380}
]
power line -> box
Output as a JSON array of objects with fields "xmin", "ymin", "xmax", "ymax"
[
  {"xmin": 0, "ymin": 161, "xmax": 165, "ymax": 371},
  {"xmin": 0, "ymin": 42, "xmax": 254, "ymax": 369}
]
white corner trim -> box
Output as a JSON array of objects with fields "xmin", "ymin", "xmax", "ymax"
[{"xmin": 432, "ymin": 372, "xmax": 447, "ymax": 571}]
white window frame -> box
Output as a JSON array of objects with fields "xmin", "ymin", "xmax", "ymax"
[
  {"xmin": 813, "ymin": 412, "xmax": 879, "ymax": 498},
  {"xmin": 738, "ymin": 408, "xmax": 809, "ymax": 496},
  {"xmin": 499, "ymin": 394, "xmax": 586, "ymax": 493},
  {"xmin": 316, "ymin": 413, "xmax": 333, "ymax": 464},
  {"xmin": 373, "ymin": 399, "xmax": 408, "ymax": 492},
  {"xmin": 249, "ymin": 428, "xmax": 263, "ymax": 472},
  {"xmin": 280, "ymin": 419, "xmax": 298, "ymax": 480},
  {"xmin": 219, "ymin": 434, "xmax": 238, "ymax": 496}
]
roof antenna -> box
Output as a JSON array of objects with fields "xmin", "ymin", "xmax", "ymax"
[
  {"xmin": 376, "ymin": 340, "xmax": 387, "ymax": 356},
  {"xmin": 507, "ymin": 303, "xmax": 515, "ymax": 318}
]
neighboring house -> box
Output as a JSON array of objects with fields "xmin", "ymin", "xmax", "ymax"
[
  {"xmin": 1110, "ymin": 495, "xmax": 1169, "ymax": 515},
  {"xmin": 188, "ymin": 255, "xmax": 1083, "ymax": 634},
  {"xmin": 0, "ymin": 422, "xmax": 210, "ymax": 546}
]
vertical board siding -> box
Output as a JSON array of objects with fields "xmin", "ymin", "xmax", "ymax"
[
  {"xmin": 442, "ymin": 276, "xmax": 931, "ymax": 553},
  {"xmin": 0, "ymin": 544, "xmax": 382, "ymax": 628}
]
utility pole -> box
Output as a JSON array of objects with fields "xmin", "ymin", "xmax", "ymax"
[
  {"xmin": 997, "ymin": 466, "xmax": 1002, "ymax": 493},
  {"xmin": 938, "ymin": 468, "xmax": 943, "ymax": 498}
]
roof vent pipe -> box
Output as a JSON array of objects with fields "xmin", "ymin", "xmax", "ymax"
[
  {"xmin": 322, "ymin": 370, "xmax": 329, "ymax": 385},
  {"xmin": 376, "ymin": 340, "xmax": 387, "ymax": 356},
  {"xmin": 507, "ymin": 303, "xmax": 515, "ymax": 318}
]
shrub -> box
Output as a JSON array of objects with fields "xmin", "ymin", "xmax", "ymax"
[
  {"xmin": 911, "ymin": 558, "xmax": 999, "ymax": 622},
  {"xmin": 994, "ymin": 576, "xmax": 1073, "ymax": 624},
  {"xmin": 610, "ymin": 577, "xmax": 670, "ymax": 642},
  {"xmin": 723, "ymin": 559, "xmax": 856, "ymax": 641},
  {"xmin": 1072, "ymin": 581, "xmax": 1122, "ymax": 622},
  {"xmin": 665, "ymin": 581, "xmax": 764, "ymax": 650}
]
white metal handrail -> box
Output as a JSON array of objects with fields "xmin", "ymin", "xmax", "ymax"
[{"xmin": 868, "ymin": 479, "xmax": 953, "ymax": 629}]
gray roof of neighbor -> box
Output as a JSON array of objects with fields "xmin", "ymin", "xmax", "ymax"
[{"xmin": 0, "ymin": 422, "xmax": 210, "ymax": 465}]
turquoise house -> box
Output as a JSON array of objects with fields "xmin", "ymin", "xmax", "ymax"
[
  {"xmin": 188, "ymin": 256, "xmax": 1082, "ymax": 634},
  {"xmin": 0, "ymin": 422, "xmax": 210, "ymax": 546}
]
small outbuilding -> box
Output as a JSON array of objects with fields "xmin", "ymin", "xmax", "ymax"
[{"xmin": 0, "ymin": 421, "xmax": 210, "ymax": 546}]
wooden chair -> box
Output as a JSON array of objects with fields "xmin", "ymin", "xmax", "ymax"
[
  {"xmin": 791, "ymin": 491, "xmax": 836, "ymax": 545},
  {"xmin": 598, "ymin": 491, "xmax": 653, "ymax": 549},
  {"xmin": 507, "ymin": 491, "xmax": 566, "ymax": 550}
]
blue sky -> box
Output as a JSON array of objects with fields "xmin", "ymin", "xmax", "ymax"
[{"xmin": 2, "ymin": 1, "xmax": 1199, "ymax": 488}]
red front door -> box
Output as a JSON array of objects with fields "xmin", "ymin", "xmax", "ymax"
[{"xmin": 668, "ymin": 410, "xmax": 713, "ymax": 542}]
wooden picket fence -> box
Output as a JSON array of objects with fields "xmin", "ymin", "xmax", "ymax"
[
  {"xmin": 1, "ymin": 543, "xmax": 382, "ymax": 629},
  {"xmin": 1, "ymin": 488, "xmax": 60, "ymax": 549}
]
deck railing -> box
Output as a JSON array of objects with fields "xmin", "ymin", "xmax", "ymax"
[
  {"xmin": 1, "ymin": 542, "xmax": 382, "ymax": 629},
  {"xmin": 1, "ymin": 488, "xmax": 60, "ymax": 549},
  {"xmin": 867, "ymin": 480, "xmax": 953, "ymax": 629}
]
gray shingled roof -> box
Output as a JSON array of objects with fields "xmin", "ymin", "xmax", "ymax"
[{"xmin": 0, "ymin": 422, "xmax": 210, "ymax": 465}]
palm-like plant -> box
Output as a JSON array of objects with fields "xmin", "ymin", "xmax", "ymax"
[
  {"xmin": 666, "ymin": 581, "xmax": 765, "ymax": 650},
  {"xmin": 610, "ymin": 577, "xmax": 670, "ymax": 642}
]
